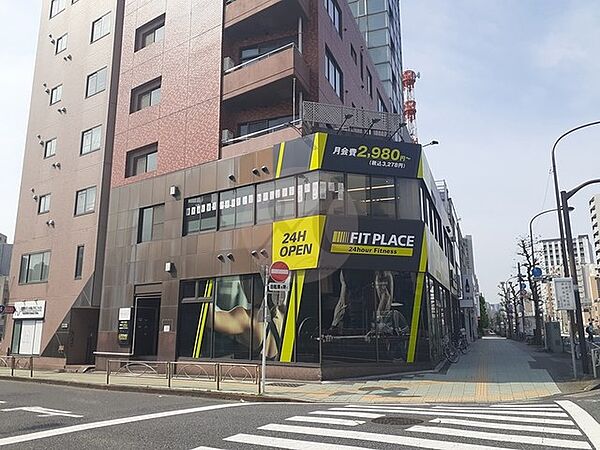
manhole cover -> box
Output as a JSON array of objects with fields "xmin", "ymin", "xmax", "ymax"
[
  {"xmin": 268, "ymin": 382, "xmax": 304, "ymax": 388},
  {"xmin": 372, "ymin": 417, "xmax": 424, "ymax": 426}
]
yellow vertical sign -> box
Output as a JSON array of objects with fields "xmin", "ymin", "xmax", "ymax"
[{"xmin": 272, "ymin": 215, "xmax": 326, "ymax": 270}]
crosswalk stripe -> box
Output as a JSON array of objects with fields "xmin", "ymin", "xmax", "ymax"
[
  {"xmin": 557, "ymin": 400, "xmax": 600, "ymax": 450},
  {"xmin": 224, "ymin": 433, "xmax": 373, "ymax": 450},
  {"xmin": 258, "ymin": 423, "xmax": 515, "ymax": 450},
  {"xmin": 331, "ymin": 408, "xmax": 575, "ymax": 425},
  {"xmin": 437, "ymin": 406, "xmax": 562, "ymax": 412},
  {"xmin": 493, "ymin": 403, "xmax": 558, "ymax": 407},
  {"xmin": 310, "ymin": 410, "xmax": 384, "ymax": 419},
  {"xmin": 407, "ymin": 425, "xmax": 591, "ymax": 449},
  {"xmin": 285, "ymin": 416, "xmax": 365, "ymax": 426},
  {"xmin": 429, "ymin": 418, "xmax": 582, "ymax": 436},
  {"xmin": 427, "ymin": 407, "xmax": 567, "ymax": 417}
]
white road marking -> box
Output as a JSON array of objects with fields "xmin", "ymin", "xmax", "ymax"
[
  {"xmin": 426, "ymin": 407, "xmax": 567, "ymax": 417},
  {"xmin": 190, "ymin": 447, "xmax": 224, "ymax": 450},
  {"xmin": 225, "ymin": 433, "xmax": 373, "ymax": 449},
  {"xmin": 437, "ymin": 406, "xmax": 561, "ymax": 412},
  {"xmin": 332, "ymin": 407, "xmax": 575, "ymax": 425},
  {"xmin": 493, "ymin": 403, "xmax": 558, "ymax": 407},
  {"xmin": 407, "ymin": 425, "xmax": 591, "ymax": 449},
  {"xmin": 286, "ymin": 416, "xmax": 365, "ymax": 426},
  {"xmin": 557, "ymin": 400, "xmax": 600, "ymax": 450},
  {"xmin": 0, "ymin": 403, "xmax": 245, "ymax": 447},
  {"xmin": 258, "ymin": 423, "xmax": 515, "ymax": 450},
  {"xmin": 490, "ymin": 405, "xmax": 562, "ymax": 410},
  {"xmin": 1, "ymin": 407, "xmax": 83, "ymax": 418},
  {"xmin": 310, "ymin": 410, "xmax": 384, "ymax": 419},
  {"xmin": 429, "ymin": 417, "xmax": 582, "ymax": 436}
]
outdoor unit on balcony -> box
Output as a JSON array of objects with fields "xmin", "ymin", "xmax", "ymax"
[
  {"xmin": 223, "ymin": 57, "xmax": 235, "ymax": 72},
  {"xmin": 222, "ymin": 129, "xmax": 234, "ymax": 143}
]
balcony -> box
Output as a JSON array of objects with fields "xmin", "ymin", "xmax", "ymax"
[
  {"xmin": 225, "ymin": 0, "xmax": 309, "ymax": 32},
  {"xmin": 222, "ymin": 43, "xmax": 310, "ymax": 106}
]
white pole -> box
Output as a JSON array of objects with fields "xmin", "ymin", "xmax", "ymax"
[
  {"xmin": 570, "ymin": 315, "xmax": 577, "ymax": 379},
  {"xmin": 261, "ymin": 265, "xmax": 269, "ymax": 394}
]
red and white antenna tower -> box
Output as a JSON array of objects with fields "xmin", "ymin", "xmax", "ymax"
[{"xmin": 402, "ymin": 69, "xmax": 420, "ymax": 143}]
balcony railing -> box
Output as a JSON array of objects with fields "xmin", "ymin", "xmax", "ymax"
[
  {"xmin": 222, "ymin": 119, "xmax": 301, "ymax": 145},
  {"xmin": 224, "ymin": 42, "xmax": 298, "ymax": 75}
]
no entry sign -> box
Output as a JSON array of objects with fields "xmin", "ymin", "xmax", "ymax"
[{"xmin": 270, "ymin": 261, "xmax": 290, "ymax": 283}]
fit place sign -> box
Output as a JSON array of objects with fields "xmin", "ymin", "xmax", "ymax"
[{"xmin": 13, "ymin": 300, "xmax": 46, "ymax": 319}]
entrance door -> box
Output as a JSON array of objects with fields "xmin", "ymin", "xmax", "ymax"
[{"xmin": 133, "ymin": 297, "xmax": 160, "ymax": 357}]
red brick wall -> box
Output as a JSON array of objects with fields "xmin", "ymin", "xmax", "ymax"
[{"xmin": 111, "ymin": 0, "xmax": 224, "ymax": 188}]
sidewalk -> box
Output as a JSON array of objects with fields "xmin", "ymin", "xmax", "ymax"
[{"xmin": 0, "ymin": 337, "xmax": 591, "ymax": 404}]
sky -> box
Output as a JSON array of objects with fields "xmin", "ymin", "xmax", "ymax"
[{"xmin": 0, "ymin": 2, "xmax": 599, "ymax": 303}]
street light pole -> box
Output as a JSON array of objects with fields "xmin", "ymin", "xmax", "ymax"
[{"xmin": 560, "ymin": 178, "xmax": 600, "ymax": 374}]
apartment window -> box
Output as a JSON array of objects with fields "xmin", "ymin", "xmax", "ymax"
[
  {"xmin": 55, "ymin": 34, "xmax": 68, "ymax": 54},
  {"xmin": 350, "ymin": 45, "xmax": 357, "ymax": 64},
  {"xmin": 86, "ymin": 67, "xmax": 107, "ymax": 97},
  {"xmin": 125, "ymin": 143, "xmax": 158, "ymax": 177},
  {"xmin": 50, "ymin": 85, "xmax": 62, "ymax": 105},
  {"xmin": 324, "ymin": 0, "xmax": 341, "ymax": 34},
  {"xmin": 240, "ymin": 37, "xmax": 296, "ymax": 64},
  {"xmin": 138, "ymin": 204, "xmax": 164, "ymax": 243},
  {"xmin": 366, "ymin": 69, "xmax": 373, "ymax": 98},
  {"xmin": 19, "ymin": 251, "xmax": 51, "ymax": 284},
  {"xmin": 74, "ymin": 186, "xmax": 97, "ymax": 215},
  {"xmin": 91, "ymin": 13, "xmax": 112, "ymax": 42},
  {"xmin": 135, "ymin": 14, "xmax": 165, "ymax": 51},
  {"xmin": 377, "ymin": 92, "xmax": 388, "ymax": 113},
  {"xmin": 50, "ymin": 0, "xmax": 66, "ymax": 18},
  {"xmin": 130, "ymin": 77, "xmax": 161, "ymax": 113},
  {"xmin": 74, "ymin": 245, "xmax": 84, "ymax": 279},
  {"xmin": 238, "ymin": 116, "xmax": 292, "ymax": 137},
  {"xmin": 80, "ymin": 125, "xmax": 102, "ymax": 155},
  {"xmin": 38, "ymin": 194, "xmax": 51, "ymax": 214},
  {"xmin": 44, "ymin": 138, "xmax": 57, "ymax": 158},
  {"xmin": 325, "ymin": 49, "xmax": 343, "ymax": 100},
  {"xmin": 183, "ymin": 193, "xmax": 217, "ymax": 235}
]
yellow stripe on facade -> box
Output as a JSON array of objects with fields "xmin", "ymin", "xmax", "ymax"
[
  {"xmin": 275, "ymin": 142, "xmax": 286, "ymax": 178},
  {"xmin": 192, "ymin": 280, "xmax": 214, "ymax": 359},
  {"xmin": 279, "ymin": 274, "xmax": 297, "ymax": 363},
  {"xmin": 193, "ymin": 304, "xmax": 206, "ymax": 358},
  {"xmin": 407, "ymin": 232, "xmax": 428, "ymax": 363},
  {"xmin": 195, "ymin": 304, "xmax": 209, "ymax": 358},
  {"xmin": 417, "ymin": 155, "xmax": 424, "ymax": 179},
  {"xmin": 309, "ymin": 133, "xmax": 328, "ymax": 170},
  {"xmin": 295, "ymin": 270, "xmax": 305, "ymax": 315}
]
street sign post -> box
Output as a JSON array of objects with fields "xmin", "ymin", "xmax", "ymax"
[
  {"xmin": 554, "ymin": 277, "xmax": 576, "ymax": 310},
  {"xmin": 532, "ymin": 267, "xmax": 543, "ymax": 278}
]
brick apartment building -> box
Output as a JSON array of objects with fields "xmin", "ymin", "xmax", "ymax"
[{"xmin": 4, "ymin": 0, "xmax": 462, "ymax": 380}]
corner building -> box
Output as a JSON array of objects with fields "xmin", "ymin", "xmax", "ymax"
[{"xmin": 87, "ymin": 0, "xmax": 456, "ymax": 380}]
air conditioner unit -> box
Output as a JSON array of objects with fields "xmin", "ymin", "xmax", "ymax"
[
  {"xmin": 222, "ymin": 129, "xmax": 234, "ymax": 143},
  {"xmin": 223, "ymin": 57, "xmax": 235, "ymax": 71}
]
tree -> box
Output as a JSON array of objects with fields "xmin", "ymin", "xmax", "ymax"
[
  {"xmin": 517, "ymin": 237, "xmax": 543, "ymax": 344},
  {"xmin": 478, "ymin": 295, "xmax": 490, "ymax": 334}
]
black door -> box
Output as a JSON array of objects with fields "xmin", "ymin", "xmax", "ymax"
[{"xmin": 133, "ymin": 297, "xmax": 160, "ymax": 357}]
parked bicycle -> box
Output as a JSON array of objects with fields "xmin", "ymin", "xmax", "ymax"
[
  {"xmin": 443, "ymin": 334, "xmax": 460, "ymax": 364},
  {"xmin": 456, "ymin": 331, "xmax": 470, "ymax": 355}
]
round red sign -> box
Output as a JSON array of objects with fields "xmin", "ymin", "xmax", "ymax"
[{"xmin": 270, "ymin": 261, "xmax": 290, "ymax": 283}]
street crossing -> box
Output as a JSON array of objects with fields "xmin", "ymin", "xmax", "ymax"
[{"xmin": 201, "ymin": 401, "xmax": 600, "ymax": 449}]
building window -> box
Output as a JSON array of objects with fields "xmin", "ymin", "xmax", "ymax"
[
  {"xmin": 19, "ymin": 251, "xmax": 51, "ymax": 284},
  {"xmin": 86, "ymin": 67, "xmax": 107, "ymax": 97},
  {"xmin": 135, "ymin": 14, "xmax": 165, "ymax": 51},
  {"xmin": 366, "ymin": 69, "xmax": 373, "ymax": 98},
  {"xmin": 256, "ymin": 181, "xmax": 275, "ymax": 224},
  {"xmin": 377, "ymin": 92, "xmax": 388, "ymax": 112},
  {"xmin": 240, "ymin": 37, "xmax": 296, "ymax": 64},
  {"xmin": 80, "ymin": 125, "xmax": 102, "ymax": 155},
  {"xmin": 55, "ymin": 34, "xmax": 68, "ymax": 54},
  {"xmin": 325, "ymin": 49, "xmax": 343, "ymax": 100},
  {"xmin": 138, "ymin": 204, "xmax": 164, "ymax": 243},
  {"xmin": 130, "ymin": 77, "xmax": 161, "ymax": 113},
  {"xmin": 50, "ymin": 85, "xmax": 63, "ymax": 105},
  {"xmin": 74, "ymin": 186, "xmax": 97, "ymax": 216},
  {"xmin": 324, "ymin": 0, "xmax": 341, "ymax": 34},
  {"xmin": 350, "ymin": 44, "xmax": 357, "ymax": 64},
  {"xmin": 218, "ymin": 190, "xmax": 236, "ymax": 230},
  {"xmin": 184, "ymin": 193, "xmax": 217, "ymax": 235},
  {"xmin": 275, "ymin": 177, "xmax": 296, "ymax": 220},
  {"xmin": 50, "ymin": 0, "xmax": 66, "ymax": 18},
  {"xmin": 238, "ymin": 116, "xmax": 293, "ymax": 137},
  {"xmin": 91, "ymin": 13, "xmax": 112, "ymax": 42},
  {"xmin": 125, "ymin": 143, "xmax": 158, "ymax": 177},
  {"xmin": 346, "ymin": 174, "xmax": 369, "ymax": 216},
  {"xmin": 44, "ymin": 138, "xmax": 57, "ymax": 158},
  {"xmin": 370, "ymin": 176, "xmax": 395, "ymax": 218},
  {"xmin": 74, "ymin": 245, "xmax": 84, "ymax": 279},
  {"xmin": 217, "ymin": 186, "xmax": 255, "ymax": 230},
  {"xmin": 38, "ymin": 194, "xmax": 51, "ymax": 214}
]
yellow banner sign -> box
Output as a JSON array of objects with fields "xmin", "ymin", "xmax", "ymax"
[{"xmin": 272, "ymin": 215, "xmax": 325, "ymax": 270}]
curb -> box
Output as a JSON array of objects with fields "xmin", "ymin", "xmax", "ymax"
[
  {"xmin": 0, "ymin": 375, "xmax": 310, "ymax": 403},
  {"xmin": 583, "ymin": 380, "xmax": 600, "ymax": 391}
]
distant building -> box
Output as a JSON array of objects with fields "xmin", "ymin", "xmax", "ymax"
[
  {"xmin": 590, "ymin": 195, "xmax": 600, "ymax": 266},
  {"xmin": 0, "ymin": 233, "xmax": 11, "ymax": 276}
]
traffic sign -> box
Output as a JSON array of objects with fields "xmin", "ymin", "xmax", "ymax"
[
  {"xmin": 0, "ymin": 305, "xmax": 4, "ymax": 314},
  {"xmin": 0, "ymin": 305, "xmax": 14, "ymax": 315},
  {"xmin": 268, "ymin": 282, "xmax": 289, "ymax": 292},
  {"xmin": 270, "ymin": 261, "xmax": 290, "ymax": 283},
  {"xmin": 532, "ymin": 267, "xmax": 543, "ymax": 278}
]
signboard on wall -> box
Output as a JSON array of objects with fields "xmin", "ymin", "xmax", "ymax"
[
  {"xmin": 272, "ymin": 215, "xmax": 326, "ymax": 270},
  {"xmin": 13, "ymin": 301, "xmax": 46, "ymax": 320}
]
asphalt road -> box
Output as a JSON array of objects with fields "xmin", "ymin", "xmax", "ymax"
[{"xmin": 1, "ymin": 379, "xmax": 600, "ymax": 449}]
